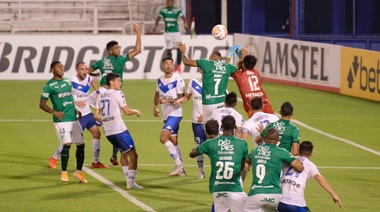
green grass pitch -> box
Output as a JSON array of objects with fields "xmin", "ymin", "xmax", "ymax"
[{"xmin": 0, "ymin": 79, "xmax": 379, "ymax": 211}]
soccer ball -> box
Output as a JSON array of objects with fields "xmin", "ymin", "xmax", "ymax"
[{"xmin": 212, "ymin": 24, "xmax": 228, "ymax": 40}]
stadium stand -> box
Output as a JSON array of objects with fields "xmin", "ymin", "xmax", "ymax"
[{"xmin": 0, "ymin": 0, "xmax": 181, "ymax": 34}]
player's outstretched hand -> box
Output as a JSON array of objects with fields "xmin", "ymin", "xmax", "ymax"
[
  {"xmin": 133, "ymin": 24, "xmax": 141, "ymax": 34},
  {"xmin": 227, "ymin": 44, "xmax": 241, "ymax": 59},
  {"xmin": 153, "ymin": 108, "xmax": 160, "ymax": 117},
  {"xmin": 333, "ymin": 195, "xmax": 342, "ymax": 208},
  {"xmin": 134, "ymin": 109, "xmax": 141, "ymax": 117},
  {"xmin": 176, "ymin": 42, "xmax": 186, "ymax": 53}
]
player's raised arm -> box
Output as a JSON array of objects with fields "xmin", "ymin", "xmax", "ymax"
[
  {"xmin": 128, "ymin": 24, "xmax": 142, "ymax": 59},
  {"xmin": 177, "ymin": 42, "xmax": 197, "ymax": 67}
]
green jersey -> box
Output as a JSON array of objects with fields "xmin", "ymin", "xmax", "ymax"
[
  {"xmin": 247, "ymin": 144, "xmax": 296, "ymax": 196},
  {"xmin": 158, "ymin": 6, "xmax": 183, "ymax": 32},
  {"xmin": 91, "ymin": 54, "xmax": 130, "ymax": 86},
  {"xmin": 40, "ymin": 77, "xmax": 77, "ymax": 123},
  {"xmin": 197, "ymin": 59, "xmax": 237, "ymax": 105},
  {"xmin": 261, "ymin": 119, "xmax": 300, "ymax": 152},
  {"xmin": 197, "ymin": 135, "xmax": 248, "ymax": 193}
]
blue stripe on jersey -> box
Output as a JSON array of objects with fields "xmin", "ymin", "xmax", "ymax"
[
  {"xmin": 191, "ymin": 80, "xmax": 202, "ymax": 95},
  {"xmin": 72, "ymin": 81, "xmax": 90, "ymax": 93},
  {"xmin": 158, "ymin": 79, "xmax": 178, "ymax": 93}
]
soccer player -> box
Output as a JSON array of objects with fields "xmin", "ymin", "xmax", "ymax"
[
  {"xmin": 174, "ymin": 72, "xmax": 206, "ymax": 178},
  {"xmin": 256, "ymin": 101, "xmax": 300, "ymax": 156},
  {"xmin": 190, "ymin": 116, "xmax": 248, "ymax": 212},
  {"xmin": 211, "ymin": 92, "xmax": 244, "ymax": 137},
  {"xmin": 177, "ymin": 42, "xmax": 238, "ymax": 124},
  {"xmin": 93, "ymin": 73, "xmax": 142, "ymax": 189},
  {"xmin": 243, "ymin": 128, "xmax": 304, "ymax": 212},
  {"xmin": 226, "ymin": 45, "xmax": 274, "ymax": 118},
  {"xmin": 241, "ymin": 97, "xmax": 279, "ymax": 147},
  {"xmin": 39, "ymin": 61, "xmax": 87, "ymax": 183},
  {"xmin": 153, "ymin": 57, "xmax": 186, "ymax": 176},
  {"xmin": 49, "ymin": 62, "xmax": 108, "ymax": 169},
  {"xmin": 153, "ymin": 0, "xmax": 188, "ymax": 73},
  {"xmin": 279, "ymin": 141, "xmax": 342, "ymax": 211},
  {"xmin": 87, "ymin": 23, "xmax": 141, "ymax": 165}
]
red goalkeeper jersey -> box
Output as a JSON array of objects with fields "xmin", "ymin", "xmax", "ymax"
[{"xmin": 231, "ymin": 69, "xmax": 274, "ymax": 117}]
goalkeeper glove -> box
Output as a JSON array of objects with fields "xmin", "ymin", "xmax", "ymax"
[{"xmin": 226, "ymin": 44, "xmax": 241, "ymax": 59}]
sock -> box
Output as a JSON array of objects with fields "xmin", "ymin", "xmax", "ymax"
[
  {"xmin": 163, "ymin": 141, "xmax": 181, "ymax": 165},
  {"xmin": 197, "ymin": 154, "xmax": 204, "ymax": 173},
  {"xmin": 92, "ymin": 138, "xmax": 100, "ymax": 163},
  {"xmin": 127, "ymin": 170, "xmax": 137, "ymax": 186},
  {"xmin": 174, "ymin": 144, "xmax": 182, "ymax": 162},
  {"xmin": 122, "ymin": 166, "xmax": 129, "ymax": 177},
  {"xmin": 195, "ymin": 143, "xmax": 204, "ymax": 172},
  {"xmin": 61, "ymin": 145, "xmax": 71, "ymax": 171},
  {"xmin": 112, "ymin": 146, "xmax": 118, "ymax": 158},
  {"xmin": 176, "ymin": 48, "xmax": 182, "ymax": 65},
  {"xmin": 76, "ymin": 144, "xmax": 85, "ymax": 170},
  {"xmin": 53, "ymin": 145, "xmax": 63, "ymax": 159},
  {"xmin": 166, "ymin": 49, "xmax": 172, "ymax": 58}
]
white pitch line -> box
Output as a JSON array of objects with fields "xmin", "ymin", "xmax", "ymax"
[
  {"xmin": 82, "ymin": 167, "xmax": 156, "ymax": 212},
  {"xmin": 236, "ymin": 97, "xmax": 380, "ymax": 157},
  {"xmin": 2, "ymin": 117, "xmax": 380, "ymax": 156},
  {"xmin": 291, "ymin": 119, "xmax": 380, "ymax": 157}
]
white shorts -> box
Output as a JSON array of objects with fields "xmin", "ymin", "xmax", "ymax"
[
  {"xmin": 242, "ymin": 194, "xmax": 281, "ymax": 212},
  {"xmin": 164, "ymin": 31, "xmax": 181, "ymax": 49},
  {"xmin": 54, "ymin": 121, "xmax": 84, "ymax": 145},
  {"xmin": 212, "ymin": 191, "xmax": 247, "ymax": 212},
  {"xmin": 202, "ymin": 102, "xmax": 225, "ymax": 124}
]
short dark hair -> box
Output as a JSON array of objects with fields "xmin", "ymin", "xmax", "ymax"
[
  {"xmin": 225, "ymin": 92, "xmax": 237, "ymax": 107},
  {"xmin": 106, "ymin": 73, "xmax": 120, "ymax": 86},
  {"xmin": 162, "ymin": 56, "xmax": 174, "ymax": 63},
  {"xmin": 250, "ymin": 97, "xmax": 263, "ymax": 110},
  {"xmin": 221, "ymin": 115, "xmax": 236, "ymax": 131},
  {"xmin": 264, "ymin": 128, "xmax": 279, "ymax": 142},
  {"xmin": 50, "ymin": 61, "xmax": 61, "ymax": 69},
  {"xmin": 76, "ymin": 61, "xmax": 86, "ymax": 69},
  {"xmin": 205, "ymin": 119, "xmax": 219, "ymax": 137},
  {"xmin": 280, "ymin": 101, "xmax": 294, "ymax": 117},
  {"xmin": 299, "ymin": 141, "xmax": 313, "ymax": 156},
  {"xmin": 243, "ymin": 55, "xmax": 257, "ymax": 69},
  {"xmin": 211, "ymin": 51, "xmax": 222, "ymax": 59},
  {"xmin": 106, "ymin": 40, "xmax": 118, "ymax": 50}
]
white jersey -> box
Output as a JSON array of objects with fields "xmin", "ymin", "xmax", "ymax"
[
  {"xmin": 156, "ymin": 73, "xmax": 185, "ymax": 120},
  {"xmin": 242, "ymin": 111, "xmax": 279, "ymax": 147},
  {"xmin": 71, "ymin": 74, "xmax": 93, "ymax": 116},
  {"xmin": 281, "ymin": 156, "xmax": 320, "ymax": 207},
  {"xmin": 98, "ymin": 88, "xmax": 128, "ymax": 136},
  {"xmin": 211, "ymin": 107, "xmax": 244, "ymax": 135},
  {"xmin": 187, "ymin": 78, "xmax": 203, "ymax": 123}
]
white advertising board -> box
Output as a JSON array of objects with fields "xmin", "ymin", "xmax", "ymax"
[
  {"xmin": 234, "ymin": 33, "xmax": 341, "ymax": 92},
  {"xmin": 0, "ymin": 35, "xmax": 232, "ymax": 80}
]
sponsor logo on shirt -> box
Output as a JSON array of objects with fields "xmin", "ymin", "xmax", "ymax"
[{"xmin": 58, "ymin": 92, "xmax": 71, "ymax": 98}]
